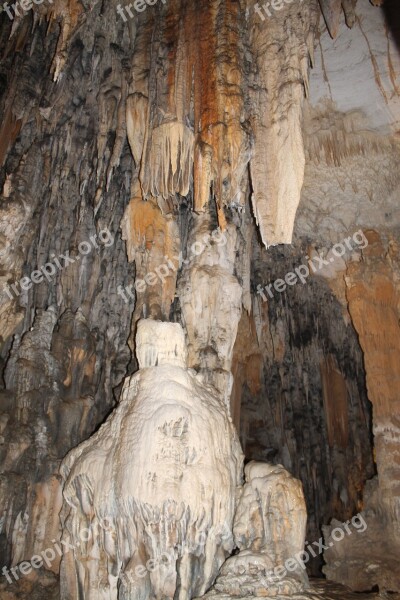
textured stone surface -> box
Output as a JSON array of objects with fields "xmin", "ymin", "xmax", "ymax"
[
  {"xmin": 309, "ymin": 1, "xmax": 400, "ymax": 134},
  {"xmin": 197, "ymin": 579, "xmax": 400, "ymax": 600},
  {"xmin": 0, "ymin": 0, "xmax": 399, "ymax": 598},
  {"xmin": 321, "ymin": 231, "xmax": 400, "ymax": 593},
  {"xmin": 207, "ymin": 462, "xmax": 308, "ymax": 598},
  {"xmin": 59, "ymin": 320, "xmax": 243, "ymax": 600}
]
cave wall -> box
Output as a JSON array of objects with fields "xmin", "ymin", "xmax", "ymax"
[
  {"xmin": 0, "ymin": 4, "xmax": 137, "ymax": 570},
  {"xmin": 234, "ymin": 4, "xmax": 400, "ymax": 567},
  {"xmin": 0, "ymin": 0, "xmax": 399, "ymax": 597},
  {"xmin": 237, "ymin": 244, "xmax": 375, "ymax": 562},
  {"xmin": 321, "ymin": 230, "xmax": 400, "ymax": 592}
]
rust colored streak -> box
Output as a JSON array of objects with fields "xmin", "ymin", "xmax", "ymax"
[
  {"xmin": 193, "ymin": 1, "xmax": 219, "ymax": 144},
  {"xmin": 192, "ymin": 0, "xmax": 246, "ymax": 218},
  {"xmin": 0, "ymin": 105, "xmax": 22, "ymax": 168},
  {"xmin": 320, "ymin": 355, "xmax": 349, "ymax": 449},
  {"xmin": 159, "ymin": 0, "xmax": 181, "ymax": 118}
]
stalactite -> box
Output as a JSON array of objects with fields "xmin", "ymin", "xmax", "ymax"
[
  {"xmin": 120, "ymin": 192, "xmax": 180, "ymax": 321},
  {"xmin": 142, "ymin": 122, "xmax": 194, "ymax": 199},
  {"xmin": 125, "ymin": 0, "xmax": 250, "ymax": 231},
  {"xmin": 303, "ymin": 102, "xmax": 398, "ymax": 166},
  {"xmin": 49, "ymin": 0, "xmax": 83, "ymax": 82},
  {"xmin": 319, "ymin": 0, "xmax": 342, "ymax": 38},
  {"xmin": 0, "ymin": 0, "xmax": 399, "ymax": 597},
  {"xmin": 246, "ymin": 0, "xmax": 320, "ymax": 246},
  {"xmin": 192, "ymin": 0, "xmax": 250, "ymax": 222}
]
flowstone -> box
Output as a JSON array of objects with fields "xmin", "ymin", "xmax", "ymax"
[
  {"xmin": 202, "ymin": 462, "xmax": 309, "ymax": 598},
  {"xmin": 60, "ymin": 320, "xmax": 243, "ymax": 600},
  {"xmin": 60, "ymin": 319, "xmax": 309, "ymax": 600}
]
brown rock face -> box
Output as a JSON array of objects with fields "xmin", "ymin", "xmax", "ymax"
[
  {"xmin": 0, "ymin": 0, "xmax": 399, "ymax": 598},
  {"xmin": 346, "ymin": 231, "xmax": 400, "ymax": 514},
  {"xmin": 322, "ymin": 232, "xmax": 400, "ymax": 593}
]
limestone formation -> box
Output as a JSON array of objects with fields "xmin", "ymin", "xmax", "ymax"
[
  {"xmin": 321, "ymin": 230, "xmax": 400, "ymax": 593},
  {"xmin": 0, "ymin": 1, "xmax": 399, "ymax": 599},
  {"xmin": 205, "ymin": 462, "xmax": 308, "ymax": 598},
  {"xmin": 178, "ymin": 213, "xmax": 245, "ymax": 403},
  {"xmin": 60, "ymin": 320, "xmax": 243, "ymax": 600}
]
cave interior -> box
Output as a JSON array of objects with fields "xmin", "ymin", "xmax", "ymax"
[{"xmin": 0, "ymin": 0, "xmax": 399, "ymax": 599}]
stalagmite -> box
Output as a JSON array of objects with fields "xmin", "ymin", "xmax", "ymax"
[
  {"xmin": 203, "ymin": 461, "xmax": 308, "ymax": 598},
  {"xmin": 60, "ymin": 320, "xmax": 243, "ymax": 600},
  {"xmin": 0, "ymin": 1, "xmax": 399, "ymax": 599}
]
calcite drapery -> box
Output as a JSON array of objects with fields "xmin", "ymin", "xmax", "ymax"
[
  {"xmin": 60, "ymin": 319, "xmax": 243, "ymax": 600},
  {"xmin": 123, "ymin": 0, "xmax": 321, "ymax": 246},
  {"xmin": 125, "ymin": 0, "xmax": 251, "ymax": 229},
  {"xmin": 0, "ymin": 2, "xmax": 399, "ymax": 599}
]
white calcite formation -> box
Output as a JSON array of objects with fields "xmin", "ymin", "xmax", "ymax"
[
  {"xmin": 59, "ymin": 319, "xmax": 243, "ymax": 600},
  {"xmin": 246, "ymin": 0, "xmax": 319, "ymax": 247},
  {"xmin": 309, "ymin": 1, "xmax": 400, "ymax": 135},
  {"xmin": 179, "ymin": 214, "xmax": 245, "ymax": 406},
  {"xmin": 205, "ymin": 462, "xmax": 308, "ymax": 598},
  {"xmin": 58, "ymin": 322, "xmax": 310, "ymax": 600}
]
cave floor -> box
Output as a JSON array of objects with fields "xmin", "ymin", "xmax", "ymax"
[
  {"xmin": 202, "ymin": 579, "xmax": 400, "ymax": 600},
  {"xmin": 307, "ymin": 580, "xmax": 399, "ymax": 599},
  {"xmin": 1, "ymin": 577, "xmax": 399, "ymax": 599}
]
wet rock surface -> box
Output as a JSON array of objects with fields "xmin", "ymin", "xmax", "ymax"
[{"xmin": 0, "ymin": 0, "xmax": 399, "ymax": 598}]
